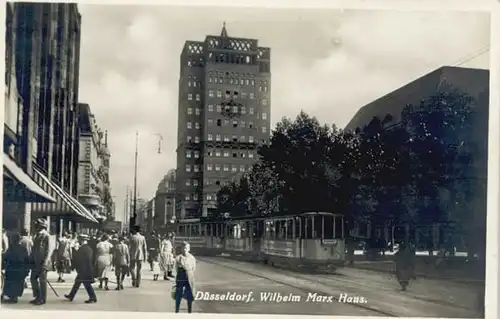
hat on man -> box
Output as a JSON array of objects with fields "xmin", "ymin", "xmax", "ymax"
[
  {"xmin": 35, "ymin": 218, "xmax": 48, "ymax": 228},
  {"xmin": 78, "ymin": 234, "xmax": 90, "ymax": 241}
]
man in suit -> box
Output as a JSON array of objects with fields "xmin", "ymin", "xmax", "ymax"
[
  {"xmin": 30, "ymin": 218, "xmax": 51, "ymax": 305},
  {"xmin": 128, "ymin": 226, "xmax": 147, "ymax": 288},
  {"xmin": 64, "ymin": 234, "xmax": 97, "ymax": 303},
  {"xmin": 19, "ymin": 229, "xmax": 32, "ymax": 289},
  {"xmin": 113, "ymin": 236, "xmax": 130, "ymax": 290}
]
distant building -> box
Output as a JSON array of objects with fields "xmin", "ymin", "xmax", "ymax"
[
  {"xmin": 176, "ymin": 23, "xmax": 271, "ymax": 219},
  {"xmin": 153, "ymin": 169, "xmax": 176, "ymax": 234},
  {"xmin": 76, "ymin": 103, "xmax": 114, "ymax": 223}
]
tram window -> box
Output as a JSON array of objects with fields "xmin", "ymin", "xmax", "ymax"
[
  {"xmin": 323, "ymin": 215, "xmax": 334, "ymax": 239},
  {"xmin": 313, "ymin": 216, "xmax": 323, "ymax": 239},
  {"xmin": 306, "ymin": 217, "xmax": 313, "ymax": 239},
  {"xmin": 286, "ymin": 220, "xmax": 294, "ymax": 239},
  {"xmin": 334, "ymin": 216, "xmax": 344, "ymax": 239}
]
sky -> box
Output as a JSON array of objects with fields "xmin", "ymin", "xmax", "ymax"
[{"xmin": 76, "ymin": 5, "xmax": 490, "ymax": 222}]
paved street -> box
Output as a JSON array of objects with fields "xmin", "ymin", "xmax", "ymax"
[{"xmin": 1, "ymin": 259, "xmax": 482, "ymax": 316}]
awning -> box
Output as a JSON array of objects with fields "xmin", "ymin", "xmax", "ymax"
[
  {"xmin": 31, "ymin": 167, "xmax": 99, "ymax": 224},
  {"xmin": 3, "ymin": 154, "xmax": 56, "ymax": 203}
]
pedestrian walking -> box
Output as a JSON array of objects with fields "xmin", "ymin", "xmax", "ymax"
[
  {"xmin": 56, "ymin": 232, "xmax": 73, "ymax": 283},
  {"xmin": 174, "ymin": 241, "xmax": 196, "ymax": 313},
  {"xmin": 112, "ymin": 236, "xmax": 130, "ymax": 290},
  {"xmin": 128, "ymin": 225, "xmax": 147, "ymax": 288},
  {"xmin": 19, "ymin": 229, "xmax": 32, "ymax": 290},
  {"xmin": 160, "ymin": 233, "xmax": 175, "ymax": 280},
  {"xmin": 64, "ymin": 234, "xmax": 97, "ymax": 304},
  {"xmin": 1, "ymin": 232, "xmax": 30, "ymax": 303},
  {"xmin": 394, "ymin": 241, "xmax": 415, "ymax": 291},
  {"xmin": 147, "ymin": 232, "xmax": 161, "ymax": 271},
  {"xmin": 30, "ymin": 218, "xmax": 51, "ymax": 306},
  {"xmin": 110, "ymin": 233, "xmax": 119, "ymax": 271},
  {"xmin": 95, "ymin": 234, "xmax": 114, "ymax": 290}
]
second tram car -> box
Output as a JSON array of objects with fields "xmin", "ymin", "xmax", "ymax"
[{"xmin": 176, "ymin": 212, "xmax": 346, "ymax": 270}]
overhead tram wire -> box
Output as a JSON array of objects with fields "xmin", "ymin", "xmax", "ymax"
[{"xmin": 452, "ymin": 46, "xmax": 489, "ymax": 67}]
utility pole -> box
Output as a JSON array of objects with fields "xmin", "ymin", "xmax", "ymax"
[{"xmin": 130, "ymin": 131, "xmax": 138, "ymax": 231}]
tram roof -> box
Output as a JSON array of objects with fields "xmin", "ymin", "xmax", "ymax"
[{"xmin": 177, "ymin": 212, "xmax": 341, "ymax": 224}]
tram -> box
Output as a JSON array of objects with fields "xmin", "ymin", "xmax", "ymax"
[{"xmin": 176, "ymin": 212, "xmax": 346, "ymax": 270}]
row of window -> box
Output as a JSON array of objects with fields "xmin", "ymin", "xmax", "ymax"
[
  {"xmin": 207, "ymin": 134, "xmax": 257, "ymax": 143},
  {"xmin": 186, "ymin": 149, "xmax": 255, "ymax": 159},
  {"xmin": 184, "ymin": 179, "xmax": 232, "ymax": 187},
  {"xmin": 208, "ymin": 118, "xmax": 256, "ymax": 128},
  {"xmin": 186, "ymin": 106, "xmax": 269, "ymax": 117},
  {"xmin": 184, "ymin": 194, "xmax": 217, "ymax": 201},
  {"xmin": 185, "ymin": 164, "xmax": 249, "ymax": 173},
  {"xmin": 188, "ymin": 80, "xmax": 269, "ymax": 93}
]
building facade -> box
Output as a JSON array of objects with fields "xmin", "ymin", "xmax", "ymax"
[
  {"xmin": 176, "ymin": 24, "xmax": 271, "ymax": 219},
  {"xmin": 4, "ymin": 3, "xmax": 97, "ymax": 240},
  {"xmin": 153, "ymin": 169, "xmax": 176, "ymax": 234},
  {"xmin": 76, "ymin": 102, "xmax": 113, "ymax": 222}
]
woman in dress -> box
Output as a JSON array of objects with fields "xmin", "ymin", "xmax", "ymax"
[
  {"xmin": 95, "ymin": 234, "xmax": 114, "ymax": 290},
  {"xmin": 1, "ymin": 233, "xmax": 30, "ymax": 303},
  {"xmin": 174, "ymin": 242, "xmax": 196, "ymax": 313},
  {"xmin": 159, "ymin": 233, "xmax": 174, "ymax": 280}
]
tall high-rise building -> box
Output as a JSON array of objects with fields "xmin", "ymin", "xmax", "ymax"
[{"xmin": 176, "ymin": 23, "xmax": 271, "ymax": 219}]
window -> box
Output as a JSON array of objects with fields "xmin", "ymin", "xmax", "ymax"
[
  {"xmin": 195, "ymin": 108, "xmax": 201, "ymax": 115},
  {"xmin": 262, "ymin": 127, "xmax": 267, "ymax": 133},
  {"xmin": 233, "ymin": 92, "xmax": 239, "ymax": 99},
  {"xmin": 240, "ymin": 136, "xmax": 246, "ymax": 142},
  {"xmin": 249, "ymin": 93, "xmax": 255, "ymax": 99},
  {"xmin": 207, "ymin": 164, "xmax": 213, "ymax": 171},
  {"xmin": 186, "ymin": 180, "xmax": 191, "ymax": 186},
  {"xmin": 187, "ymin": 136, "xmax": 192, "ymax": 143},
  {"xmin": 207, "ymin": 150, "xmax": 213, "ymax": 156},
  {"xmin": 217, "ymin": 90, "xmax": 222, "ymax": 98},
  {"xmin": 193, "ymin": 194, "xmax": 199, "ymax": 201},
  {"xmin": 249, "ymin": 121, "xmax": 254, "ymax": 128},
  {"xmin": 188, "ymin": 94, "xmax": 193, "ymax": 100},
  {"xmin": 188, "ymin": 81, "xmax": 192, "ymax": 87},
  {"xmin": 262, "ymin": 99, "xmax": 268, "ymax": 106},
  {"xmin": 215, "ymin": 150, "xmax": 221, "ymax": 157},
  {"xmin": 232, "ymin": 106, "xmax": 238, "ymax": 113},
  {"xmin": 249, "ymin": 152, "xmax": 254, "ymax": 158},
  {"xmin": 241, "ymin": 92, "xmax": 247, "ymax": 99},
  {"xmin": 223, "ymin": 164, "xmax": 229, "ymax": 172},
  {"xmin": 232, "ymin": 135, "xmax": 238, "ymax": 142},
  {"xmin": 264, "ymin": 85, "xmax": 268, "ymax": 92},
  {"xmin": 224, "ymin": 119, "xmax": 230, "ymax": 126},
  {"xmin": 215, "ymin": 164, "xmax": 221, "ymax": 171},
  {"xmin": 217, "ymin": 119, "xmax": 222, "ymax": 127},
  {"xmin": 216, "ymin": 105, "xmax": 222, "ymax": 112},
  {"xmin": 208, "ymin": 134, "xmax": 213, "ymax": 141},
  {"xmin": 251, "ymin": 80, "xmax": 255, "ymax": 86},
  {"xmin": 262, "ymin": 113, "xmax": 268, "ymax": 120},
  {"xmin": 186, "ymin": 151, "xmax": 192, "ymax": 158},
  {"xmin": 208, "ymin": 77, "xmax": 213, "ymax": 83},
  {"xmin": 241, "ymin": 121, "xmax": 246, "ymax": 128},
  {"xmin": 207, "ymin": 194, "xmax": 213, "ymax": 201},
  {"xmin": 187, "ymin": 108, "xmax": 193, "ymax": 115},
  {"xmin": 194, "ymin": 151, "xmax": 200, "ymax": 158},
  {"xmin": 241, "ymin": 106, "xmax": 246, "ymax": 114},
  {"xmin": 232, "ymin": 152, "xmax": 237, "ymax": 158},
  {"xmin": 219, "ymin": 77, "xmax": 223, "ymax": 83},
  {"xmin": 224, "ymin": 151, "xmax": 229, "ymax": 157},
  {"xmin": 249, "ymin": 136, "xmax": 254, "ymax": 143},
  {"xmin": 246, "ymin": 79, "xmax": 250, "ymax": 85},
  {"xmin": 232, "ymin": 165, "xmax": 237, "ymax": 172},
  {"xmin": 208, "ymin": 119, "xmax": 214, "ymax": 126},
  {"xmin": 240, "ymin": 152, "xmax": 246, "ymax": 158},
  {"xmin": 240, "ymin": 79, "xmax": 244, "ymax": 85},
  {"xmin": 194, "ymin": 165, "xmax": 200, "ymax": 172},
  {"xmin": 209, "ymin": 90, "xmax": 214, "ymax": 97},
  {"xmin": 225, "ymin": 91, "xmax": 230, "ymax": 99},
  {"xmin": 187, "ymin": 122, "xmax": 192, "ymax": 129},
  {"xmin": 216, "ymin": 134, "xmax": 221, "ymax": 141},
  {"xmin": 196, "ymin": 94, "xmax": 201, "ymax": 101},
  {"xmin": 224, "ymin": 136, "xmax": 230, "ymax": 142},
  {"xmin": 232, "ymin": 120, "xmax": 238, "ymax": 128},
  {"xmin": 195, "ymin": 122, "xmax": 200, "ymax": 129},
  {"xmin": 195, "ymin": 136, "xmax": 200, "ymax": 143},
  {"xmin": 185, "ymin": 194, "xmax": 191, "ymax": 201},
  {"xmin": 208, "ymin": 104, "xmax": 214, "ymax": 112},
  {"xmin": 193, "ymin": 180, "xmax": 199, "ymax": 187},
  {"xmin": 249, "ymin": 108, "xmax": 254, "ymax": 115},
  {"xmin": 240, "ymin": 165, "xmax": 245, "ymax": 172},
  {"xmin": 186, "ymin": 165, "xmax": 191, "ymax": 172}
]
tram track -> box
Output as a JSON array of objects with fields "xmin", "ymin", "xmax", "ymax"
[{"xmin": 199, "ymin": 256, "xmax": 398, "ymax": 317}]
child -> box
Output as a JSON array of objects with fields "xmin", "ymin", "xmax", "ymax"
[{"xmin": 152, "ymin": 254, "xmax": 160, "ymax": 281}]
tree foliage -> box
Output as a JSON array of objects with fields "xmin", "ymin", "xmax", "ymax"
[{"xmin": 215, "ymin": 87, "xmax": 484, "ymax": 251}]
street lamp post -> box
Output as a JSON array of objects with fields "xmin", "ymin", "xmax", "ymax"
[{"xmin": 130, "ymin": 131, "xmax": 138, "ymax": 232}]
